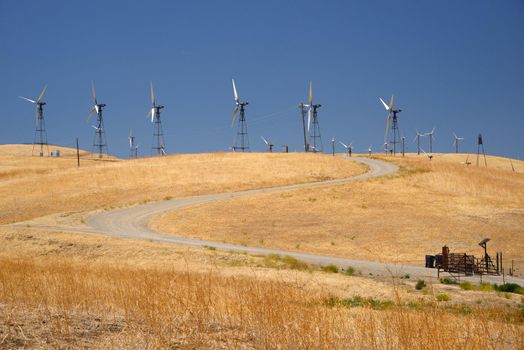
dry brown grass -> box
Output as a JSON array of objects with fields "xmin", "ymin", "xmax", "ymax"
[
  {"xmin": 153, "ymin": 153, "xmax": 524, "ymax": 274},
  {"xmin": 1, "ymin": 145, "xmax": 524, "ymax": 348},
  {"xmin": 0, "ymin": 144, "xmax": 365, "ymax": 224},
  {"xmin": 0, "ymin": 254, "xmax": 522, "ymax": 349}
]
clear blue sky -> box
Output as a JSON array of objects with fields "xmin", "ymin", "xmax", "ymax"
[{"xmin": 1, "ymin": 0, "xmax": 523, "ymax": 158}]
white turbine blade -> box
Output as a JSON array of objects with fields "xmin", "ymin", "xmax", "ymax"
[
  {"xmin": 331, "ymin": 137, "xmax": 335, "ymax": 142},
  {"xmin": 453, "ymin": 132, "xmax": 458, "ymax": 139},
  {"xmin": 261, "ymin": 136, "xmax": 268, "ymax": 145},
  {"xmin": 91, "ymin": 125, "xmax": 98, "ymax": 130},
  {"xmin": 453, "ymin": 139, "xmax": 456, "ymax": 147},
  {"xmin": 379, "ymin": 97, "xmax": 389, "ymax": 110},
  {"xmin": 308, "ymin": 81, "xmax": 312, "ymax": 105},
  {"xmin": 232, "ymin": 79, "xmax": 238, "ymax": 102},
  {"xmin": 91, "ymin": 80, "xmax": 97, "ymax": 104},
  {"xmin": 151, "ymin": 108, "xmax": 155, "ymax": 122},
  {"xmin": 19, "ymin": 96, "xmax": 36, "ymax": 103},
  {"xmin": 339, "ymin": 141, "xmax": 348, "ymax": 149},
  {"xmin": 389, "ymin": 95, "xmax": 394, "ymax": 111},
  {"xmin": 37, "ymin": 84, "xmax": 47, "ymax": 103},
  {"xmin": 87, "ymin": 107, "xmax": 96, "ymax": 121},
  {"xmin": 129, "ymin": 137, "xmax": 132, "ymax": 148},
  {"xmin": 95, "ymin": 104, "xmax": 99, "ymax": 114},
  {"xmin": 384, "ymin": 113, "xmax": 391, "ymax": 144},
  {"xmin": 147, "ymin": 108, "xmax": 152, "ymax": 120},
  {"xmin": 231, "ymin": 106, "xmax": 238, "ymax": 128},
  {"xmin": 150, "ymin": 80, "xmax": 155, "ymax": 106}
]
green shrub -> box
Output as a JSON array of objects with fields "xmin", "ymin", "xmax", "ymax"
[
  {"xmin": 495, "ymin": 283, "xmax": 523, "ymax": 295},
  {"xmin": 440, "ymin": 277, "xmax": 458, "ymax": 285},
  {"xmin": 415, "ymin": 280, "xmax": 426, "ymax": 290},
  {"xmin": 322, "ymin": 264, "xmax": 339, "ymax": 273},
  {"xmin": 344, "ymin": 266, "xmax": 356, "ymax": 276},
  {"xmin": 436, "ymin": 293, "xmax": 451, "ymax": 302},
  {"xmin": 323, "ymin": 295, "xmax": 393, "ymax": 310},
  {"xmin": 459, "ymin": 281, "xmax": 474, "ymax": 290}
]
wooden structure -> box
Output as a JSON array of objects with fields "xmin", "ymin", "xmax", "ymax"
[{"xmin": 425, "ymin": 238, "xmax": 503, "ymax": 280}]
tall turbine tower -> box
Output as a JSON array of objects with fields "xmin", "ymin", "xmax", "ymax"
[
  {"xmin": 425, "ymin": 128, "xmax": 436, "ymax": 153},
  {"xmin": 453, "ymin": 133, "xmax": 464, "ymax": 153},
  {"xmin": 379, "ymin": 95, "xmax": 402, "ymax": 156},
  {"xmin": 413, "ymin": 130, "xmax": 424, "ymax": 155},
  {"xmin": 87, "ymin": 81, "xmax": 108, "ymax": 159},
  {"xmin": 307, "ymin": 82, "xmax": 323, "ymax": 153},
  {"xmin": 19, "ymin": 85, "xmax": 49, "ymax": 157},
  {"xmin": 128, "ymin": 129, "xmax": 138, "ymax": 158},
  {"xmin": 147, "ymin": 81, "xmax": 166, "ymax": 156},
  {"xmin": 231, "ymin": 79, "xmax": 249, "ymax": 152}
]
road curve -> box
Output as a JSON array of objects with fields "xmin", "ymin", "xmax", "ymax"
[{"xmin": 85, "ymin": 157, "xmax": 521, "ymax": 284}]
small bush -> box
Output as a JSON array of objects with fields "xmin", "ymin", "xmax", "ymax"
[
  {"xmin": 344, "ymin": 266, "xmax": 356, "ymax": 276},
  {"xmin": 322, "ymin": 264, "xmax": 339, "ymax": 274},
  {"xmin": 324, "ymin": 295, "xmax": 393, "ymax": 310},
  {"xmin": 459, "ymin": 281, "xmax": 474, "ymax": 290},
  {"xmin": 401, "ymin": 274, "xmax": 410, "ymax": 279},
  {"xmin": 436, "ymin": 293, "xmax": 451, "ymax": 302},
  {"xmin": 495, "ymin": 283, "xmax": 523, "ymax": 295},
  {"xmin": 415, "ymin": 280, "xmax": 426, "ymax": 290},
  {"xmin": 440, "ymin": 277, "xmax": 458, "ymax": 285}
]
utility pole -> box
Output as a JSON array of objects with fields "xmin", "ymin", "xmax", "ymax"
[
  {"xmin": 299, "ymin": 103, "xmax": 309, "ymax": 152},
  {"xmin": 76, "ymin": 138, "xmax": 80, "ymax": 167}
]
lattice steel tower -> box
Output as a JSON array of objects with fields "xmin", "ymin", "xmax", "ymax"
[
  {"xmin": 231, "ymin": 79, "xmax": 250, "ymax": 152},
  {"xmin": 87, "ymin": 81, "xmax": 109, "ymax": 159},
  {"xmin": 19, "ymin": 85, "xmax": 49, "ymax": 157},
  {"xmin": 309, "ymin": 104, "xmax": 323, "ymax": 153},
  {"xmin": 148, "ymin": 81, "xmax": 166, "ymax": 156}
]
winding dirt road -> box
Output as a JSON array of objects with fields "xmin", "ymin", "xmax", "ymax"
[{"xmin": 26, "ymin": 156, "xmax": 523, "ymax": 283}]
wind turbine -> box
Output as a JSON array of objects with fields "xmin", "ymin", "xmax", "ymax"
[
  {"xmin": 147, "ymin": 81, "xmax": 166, "ymax": 156},
  {"xmin": 304, "ymin": 81, "xmax": 323, "ymax": 152},
  {"xmin": 413, "ymin": 130, "xmax": 425, "ymax": 155},
  {"xmin": 231, "ymin": 79, "xmax": 250, "ymax": 152},
  {"xmin": 19, "ymin": 84, "xmax": 49, "ymax": 157},
  {"xmin": 298, "ymin": 81, "xmax": 313, "ymax": 152},
  {"xmin": 368, "ymin": 145, "xmax": 373, "ymax": 157},
  {"xmin": 339, "ymin": 141, "xmax": 353, "ymax": 157},
  {"xmin": 379, "ymin": 95, "xmax": 402, "ymax": 155},
  {"xmin": 261, "ymin": 136, "xmax": 274, "ymax": 152},
  {"xmin": 87, "ymin": 81, "xmax": 108, "ymax": 159},
  {"xmin": 452, "ymin": 133, "xmax": 464, "ymax": 153},
  {"xmin": 425, "ymin": 128, "xmax": 436, "ymax": 153},
  {"xmin": 128, "ymin": 129, "xmax": 138, "ymax": 158}
]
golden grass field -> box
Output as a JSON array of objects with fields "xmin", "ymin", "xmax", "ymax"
[
  {"xmin": 0, "ymin": 144, "xmax": 365, "ymax": 224},
  {"xmin": 1, "ymin": 145, "xmax": 523, "ymax": 348},
  {"xmin": 153, "ymin": 153, "xmax": 524, "ymax": 274}
]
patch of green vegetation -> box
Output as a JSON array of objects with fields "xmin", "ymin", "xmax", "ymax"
[
  {"xmin": 344, "ymin": 266, "xmax": 356, "ymax": 276},
  {"xmin": 401, "ymin": 274, "xmax": 410, "ymax": 279},
  {"xmin": 322, "ymin": 264, "xmax": 339, "ymax": 274},
  {"xmin": 324, "ymin": 295, "xmax": 394, "ymax": 310},
  {"xmin": 518, "ymin": 301, "xmax": 524, "ymax": 319},
  {"xmin": 440, "ymin": 277, "xmax": 458, "ymax": 285},
  {"xmin": 415, "ymin": 280, "xmax": 426, "ymax": 290},
  {"xmin": 459, "ymin": 282, "xmax": 522, "ymax": 295},
  {"xmin": 436, "ymin": 293, "xmax": 451, "ymax": 302},
  {"xmin": 263, "ymin": 254, "xmax": 312, "ymax": 271},
  {"xmin": 203, "ymin": 245, "xmax": 216, "ymax": 251},
  {"xmin": 494, "ymin": 283, "xmax": 523, "ymax": 295}
]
